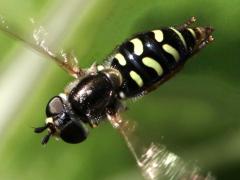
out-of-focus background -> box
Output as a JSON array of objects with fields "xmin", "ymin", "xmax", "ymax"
[{"xmin": 0, "ymin": 0, "xmax": 240, "ymax": 179}]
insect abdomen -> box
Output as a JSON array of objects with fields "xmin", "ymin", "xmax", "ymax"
[{"xmin": 110, "ymin": 27, "xmax": 197, "ymax": 98}]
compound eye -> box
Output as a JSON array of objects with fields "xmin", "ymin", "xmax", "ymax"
[
  {"xmin": 46, "ymin": 96, "xmax": 65, "ymax": 117},
  {"xmin": 60, "ymin": 120, "xmax": 88, "ymax": 144}
]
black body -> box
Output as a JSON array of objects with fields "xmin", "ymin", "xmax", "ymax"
[
  {"xmin": 34, "ymin": 21, "xmax": 214, "ymax": 144},
  {"xmin": 110, "ymin": 28, "xmax": 196, "ymax": 97},
  {"xmin": 69, "ymin": 72, "xmax": 117, "ymax": 123}
]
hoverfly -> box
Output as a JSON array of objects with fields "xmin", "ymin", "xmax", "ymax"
[
  {"xmin": 0, "ymin": 16, "xmax": 214, "ymax": 180},
  {"xmin": 33, "ymin": 16, "xmax": 213, "ymax": 145}
]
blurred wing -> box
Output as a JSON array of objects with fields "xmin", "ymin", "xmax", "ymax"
[
  {"xmin": 0, "ymin": 18, "xmax": 83, "ymax": 78},
  {"xmin": 107, "ymin": 113, "xmax": 215, "ymax": 180}
]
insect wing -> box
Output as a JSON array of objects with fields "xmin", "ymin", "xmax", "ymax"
[{"xmin": 0, "ymin": 17, "xmax": 81, "ymax": 78}]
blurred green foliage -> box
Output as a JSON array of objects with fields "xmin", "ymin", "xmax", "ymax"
[{"xmin": 0, "ymin": 0, "xmax": 240, "ymax": 180}]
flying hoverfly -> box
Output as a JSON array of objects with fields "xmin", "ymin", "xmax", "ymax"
[{"xmin": 0, "ymin": 17, "xmax": 214, "ymax": 145}]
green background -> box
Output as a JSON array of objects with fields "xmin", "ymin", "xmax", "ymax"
[{"xmin": 0, "ymin": 0, "xmax": 240, "ymax": 179}]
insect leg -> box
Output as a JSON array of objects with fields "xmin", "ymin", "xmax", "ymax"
[
  {"xmin": 175, "ymin": 16, "xmax": 197, "ymax": 30},
  {"xmin": 107, "ymin": 113, "xmax": 140, "ymax": 165},
  {"xmin": 107, "ymin": 113, "xmax": 122, "ymax": 128},
  {"xmin": 57, "ymin": 51, "xmax": 86, "ymax": 78},
  {"xmin": 193, "ymin": 26, "xmax": 214, "ymax": 52},
  {"xmin": 198, "ymin": 34, "xmax": 214, "ymax": 49},
  {"xmin": 107, "ymin": 113, "xmax": 136, "ymax": 134}
]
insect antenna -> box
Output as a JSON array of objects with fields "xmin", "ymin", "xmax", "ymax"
[
  {"xmin": 34, "ymin": 124, "xmax": 49, "ymax": 133},
  {"xmin": 41, "ymin": 132, "xmax": 52, "ymax": 145}
]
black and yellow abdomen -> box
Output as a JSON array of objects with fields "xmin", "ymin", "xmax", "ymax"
[
  {"xmin": 33, "ymin": 17, "xmax": 213, "ymax": 144},
  {"xmin": 109, "ymin": 27, "xmax": 199, "ymax": 98}
]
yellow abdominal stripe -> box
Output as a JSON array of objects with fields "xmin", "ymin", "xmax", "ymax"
[
  {"xmin": 115, "ymin": 53, "xmax": 126, "ymax": 66},
  {"xmin": 152, "ymin": 30, "xmax": 164, "ymax": 42},
  {"xmin": 162, "ymin": 44, "xmax": 180, "ymax": 62},
  {"xmin": 170, "ymin": 27, "xmax": 187, "ymax": 49},
  {"xmin": 187, "ymin": 28, "xmax": 196, "ymax": 39},
  {"xmin": 130, "ymin": 38, "xmax": 144, "ymax": 56},
  {"xmin": 129, "ymin": 70, "xmax": 143, "ymax": 87},
  {"xmin": 142, "ymin": 57, "xmax": 163, "ymax": 76}
]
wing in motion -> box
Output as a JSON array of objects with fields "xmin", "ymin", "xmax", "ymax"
[{"xmin": 0, "ymin": 16, "xmax": 85, "ymax": 78}]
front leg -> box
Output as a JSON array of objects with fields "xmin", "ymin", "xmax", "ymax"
[
  {"xmin": 58, "ymin": 51, "xmax": 87, "ymax": 78},
  {"xmin": 106, "ymin": 113, "xmax": 136, "ymax": 144},
  {"xmin": 175, "ymin": 16, "xmax": 197, "ymax": 30}
]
